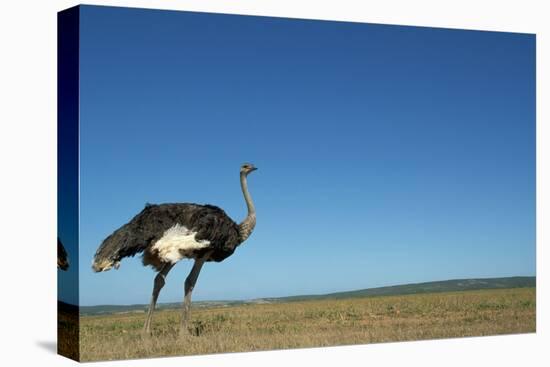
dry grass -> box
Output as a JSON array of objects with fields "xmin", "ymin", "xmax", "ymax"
[
  {"xmin": 79, "ymin": 287, "xmax": 535, "ymax": 362},
  {"xmin": 58, "ymin": 308, "xmax": 79, "ymax": 360}
]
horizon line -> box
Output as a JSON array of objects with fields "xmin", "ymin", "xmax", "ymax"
[{"xmin": 72, "ymin": 274, "xmax": 537, "ymax": 308}]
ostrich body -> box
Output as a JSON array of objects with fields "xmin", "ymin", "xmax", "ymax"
[
  {"xmin": 92, "ymin": 163, "xmax": 257, "ymax": 335},
  {"xmin": 58, "ymin": 238, "xmax": 69, "ymax": 271}
]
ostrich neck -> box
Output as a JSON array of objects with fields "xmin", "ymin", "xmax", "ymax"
[{"xmin": 238, "ymin": 172, "xmax": 256, "ymax": 242}]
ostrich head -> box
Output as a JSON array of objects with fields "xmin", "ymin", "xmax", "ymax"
[
  {"xmin": 240, "ymin": 163, "xmax": 258, "ymax": 175},
  {"xmin": 92, "ymin": 234, "xmax": 122, "ymax": 272},
  {"xmin": 92, "ymin": 257, "xmax": 120, "ymax": 272},
  {"xmin": 58, "ymin": 257, "xmax": 69, "ymax": 271}
]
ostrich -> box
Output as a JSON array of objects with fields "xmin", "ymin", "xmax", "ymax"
[
  {"xmin": 92, "ymin": 163, "xmax": 258, "ymax": 335},
  {"xmin": 58, "ymin": 238, "xmax": 69, "ymax": 271}
]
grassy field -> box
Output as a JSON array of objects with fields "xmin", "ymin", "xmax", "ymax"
[
  {"xmin": 58, "ymin": 305, "xmax": 79, "ymax": 361},
  {"xmin": 79, "ymin": 287, "xmax": 535, "ymax": 362}
]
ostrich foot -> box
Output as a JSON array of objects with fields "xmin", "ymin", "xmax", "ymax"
[
  {"xmin": 141, "ymin": 325, "xmax": 153, "ymax": 337},
  {"xmin": 178, "ymin": 256, "xmax": 207, "ymax": 338},
  {"xmin": 178, "ymin": 316, "xmax": 192, "ymax": 338}
]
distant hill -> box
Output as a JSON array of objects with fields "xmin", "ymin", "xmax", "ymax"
[
  {"xmin": 78, "ymin": 276, "xmax": 535, "ymax": 316},
  {"xmin": 264, "ymin": 276, "xmax": 536, "ymax": 302}
]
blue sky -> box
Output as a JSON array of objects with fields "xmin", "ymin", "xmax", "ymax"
[{"xmin": 72, "ymin": 5, "xmax": 535, "ymax": 306}]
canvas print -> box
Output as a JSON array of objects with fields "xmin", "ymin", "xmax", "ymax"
[{"xmin": 57, "ymin": 5, "xmax": 536, "ymax": 362}]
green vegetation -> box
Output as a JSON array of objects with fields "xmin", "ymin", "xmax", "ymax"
[{"xmin": 271, "ymin": 276, "xmax": 536, "ymax": 301}]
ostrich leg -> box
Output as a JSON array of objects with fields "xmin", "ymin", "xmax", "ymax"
[
  {"xmin": 143, "ymin": 263, "xmax": 174, "ymax": 335},
  {"xmin": 180, "ymin": 256, "xmax": 208, "ymax": 335}
]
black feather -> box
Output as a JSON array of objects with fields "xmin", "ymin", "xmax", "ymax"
[
  {"xmin": 93, "ymin": 203, "xmax": 242, "ymax": 270},
  {"xmin": 58, "ymin": 238, "xmax": 69, "ymax": 271}
]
